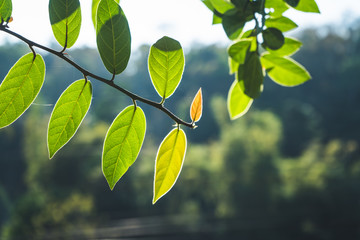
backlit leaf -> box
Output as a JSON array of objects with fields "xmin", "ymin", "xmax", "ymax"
[
  {"xmin": 96, "ymin": 0, "xmax": 131, "ymax": 75},
  {"xmin": 293, "ymin": 0, "xmax": 320, "ymax": 13},
  {"xmin": 190, "ymin": 88, "xmax": 203, "ymax": 123},
  {"xmin": 265, "ymin": 16, "xmax": 298, "ymax": 32},
  {"xmin": 0, "ymin": 0, "xmax": 12, "ymax": 22},
  {"xmin": 267, "ymin": 37, "xmax": 302, "ymax": 56},
  {"xmin": 261, "ymin": 52, "xmax": 311, "ymax": 86},
  {"xmin": 209, "ymin": 0, "xmax": 234, "ymax": 14},
  {"xmin": 49, "ymin": 0, "xmax": 81, "ymax": 49},
  {"xmin": 92, "ymin": 0, "xmax": 119, "ymax": 29},
  {"xmin": 102, "ymin": 105, "xmax": 146, "ymax": 190},
  {"xmin": 47, "ymin": 79, "xmax": 92, "ymax": 158},
  {"xmin": 148, "ymin": 36, "xmax": 184, "ymax": 100},
  {"xmin": 265, "ymin": 0, "xmax": 289, "ymax": 16},
  {"xmin": 227, "ymin": 79, "xmax": 253, "ymax": 119},
  {"xmin": 153, "ymin": 128, "xmax": 187, "ymax": 204},
  {"xmin": 0, "ymin": 53, "xmax": 45, "ymax": 128}
]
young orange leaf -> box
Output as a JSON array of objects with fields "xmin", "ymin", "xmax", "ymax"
[{"xmin": 190, "ymin": 88, "xmax": 203, "ymax": 123}]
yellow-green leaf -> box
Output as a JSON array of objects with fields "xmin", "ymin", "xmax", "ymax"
[
  {"xmin": 102, "ymin": 105, "xmax": 146, "ymax": 190},
  {"xmin": 293, "ymin": 0, "xmax": 320, "ymax": 13},
  {"xmin": 267, "ymin": 37, "xmax": 302, "ymax": 56},
  {"xmin": 261, "ymin": 52, "xmax": 311, "ymax": 86},
  {"xmin": 0, "ymin": 53, "xmax": 45, "ymax": 128},
  {"xmin": 227, "ymin": 79, "xmax": 253, "ymax": 119},
  {"xmin": 190, "ymin": 88, "xmax": 203, "ymax": 123},
  {"xmin": 47, "ymin": 79, "xmax": 92, "ymax": 158},
  {"xmin": 153, "ymin": 128, "xmax": 187, "ymax": 204},
  {"xmin": 148, "ymin": 36, "xmax": 184, "ymax": 100},
  {"xmin": 0, "ymin": 0, "xmax": 12, "ymax": 22}
]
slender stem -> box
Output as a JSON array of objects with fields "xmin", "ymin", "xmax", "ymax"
[{"xmin": 0, "ymin": 26, "xmax": 195, "ymax": 129}]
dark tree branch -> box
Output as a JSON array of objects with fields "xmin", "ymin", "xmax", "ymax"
[{"xmin": 0, "ymin": 26, "xmax": 195, "ymax": 129}]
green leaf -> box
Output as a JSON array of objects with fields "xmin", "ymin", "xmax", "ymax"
[
  {"xmin": 240, "ymin": 52, "xmax": 264, "ymax": 98},
  {"xmin": 102, "ymin": 105, "xmax": 146, "ymax": 190},
  {"xmin": 49, "ymin": 0, "xmax": 81, "ymax": 49},
  {"xmin": 0, "ymin": 53, "xmax": 45, "ymax": 128},
  {"xmin": 265, "ymin": 0, "xmax": 289, "ymax": 16},
  {"xmin": 261, "ymin": 52, "xmax": 311, "ymax": 86},
  {"xmin": 293, "ymin": 0, "xmax": 320, "ymax": 13},
  {"xmin": 201, "ymin": 0, "xmax": 215, "ymax": 11},
  {"xmin": 222, "ymin": 9, "xmax": 246, "ymax": 40},
  {"xmin": 262, "ymin": 27, "xmax": 285, "ymax": 50},
  {"xmin": 92, "ymin": 0, "xmax": 119, "ymax": 29},
  {"xmin": 265, "ymin": 16, "xmax": 298, "ymax": 32},
  {"xmin": 47, "ymin": 79, "xmax": 92, "ymax": 158},
  {"xmin": 153, "ymin": 128, "xmax": 187, "ymax": 204},
  {"xmin": 228, "ymin": 38, "xmax": 251, "ymax": 64},
  {"xmin": 0, "ymin": 0, "xmax": 12, "ymax": 22},
  {"xmin": 148, "ymin": 36, "xmax": 184, "ymax": 100},
  {"xmin": 227, "ymin": 79, "xmax": 253, "ymax": 119},
  {"xmin": 267, "ymin": 37, "xmax": 302, "ymax": 56},
  {"xmin": 209, "ymin": 0, "xmax": 234, "ymax": 14},
  {"xmin": 96, "ymin": 0, "xmax": 131, "ymax": 75}
]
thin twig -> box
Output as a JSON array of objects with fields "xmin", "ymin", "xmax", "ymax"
[{"xmin": 0, "ymin": 26, "xmax": 195, "ymax": 129}]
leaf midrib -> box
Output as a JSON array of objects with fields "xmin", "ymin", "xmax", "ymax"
[
  {"xmin": 156, "ymin": 129, "xmax": 181, "ymax": 196},
  {"xmin": 0, "ymin": 58, "xmax": 35, "ymax": 120},
  {"xmin": 110, "ymin": 107, "xmax": 137, "ymax": 187},
  {"xmin": 51, "ymin": 81, "xmax": 88, "ymax": 154}
]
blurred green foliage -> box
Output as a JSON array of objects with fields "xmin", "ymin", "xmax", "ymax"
[{"xmin": 1, "ymin": 22, "xmax": 360, "ymax": 239}]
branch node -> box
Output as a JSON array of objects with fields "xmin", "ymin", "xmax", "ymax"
[
  {"xmin": 110, "ymin": 72, "xmax": 116, "ymax": 82},
  {"xmin": 28, "ymin": 44, "xmax": 36, "ymax": 61}
]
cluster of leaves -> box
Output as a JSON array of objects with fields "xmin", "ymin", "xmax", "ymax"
[
  {"xmin": 0, "ymin": 0, "xmax": 203, "ymax": 204},
  {"xmin": 201, "ymin": 0, "xmax": 319, "ymax": 119}
]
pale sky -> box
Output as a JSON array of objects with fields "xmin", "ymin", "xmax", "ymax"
[{"xmin": 1, "ymin": 0, "xmax": 360, "ymax": 50}]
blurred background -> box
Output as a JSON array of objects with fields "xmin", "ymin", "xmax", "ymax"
[{"xmin": 1, "ymin": 1, "xmax": 360, "ymax": 239}]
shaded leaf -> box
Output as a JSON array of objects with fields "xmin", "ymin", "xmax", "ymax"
[
  {"xmin": 227, "ymin": 79, "xmax": 253, "ymax": 119},
  {"xmin": 0, "ymin": 0, "xmax": 12, "ymax": 22},
  {"xmin": 261, "ymin": 52, "xmax": 311, "ymax": 86},
  {"xmin": 228, "ymin": 38, "xmax": 251, "ymax": 64},
  {"xmin": 222, "ymin": 8, "xmax": 248, "ymax": 40},
  {"xmin": 96, "ymin": 0, "xmax": 131, "ymax": 75},
  {"xmin": 92, "ymin": 0, "xmax": 119, "ymax": 29},
  {"xmin": 102, "ymin": 105, "xmax": 146, "ymax": 190},
  {"xmin": 190, "ymin": 88, "xmax": 203, "ymax": 123},
  {"xmin": 230, "ymin": 0, "xmax": 247, "ymax": 9},
  {"xmin": 240, "ymin": 52, "xmax": 264, "ymax": 98},
  {"xmin": 262, "ymin": 27, "xmax": 285, "ymax": 50},
  {"xmin": 49, "ymin": 0, "xmax": 81, "ymax": 49},
  {"xmin": 148, "ymin": 36, "xmax": 184, "ymax": 100},
  {"xmin": 285, "ymin": 0, "xmax": 299, "ymax": 7},
  {"xmin": 153, "ymin": 128, "xmax": 187, "ymax": 204},
  {"xmin": 47, "ymin": 79, "xmax": 92, "ymax": 158},
  {"xmin": 267, "ymin": 37, "xmax": 302, "ymax": 56},
  {"xmin": 265, "ymin": 16, "xmax": 298, "ymax": 32},
  {"xmin": 0, "ymin": 53, "xmax": 45, "ymax": 128}
]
